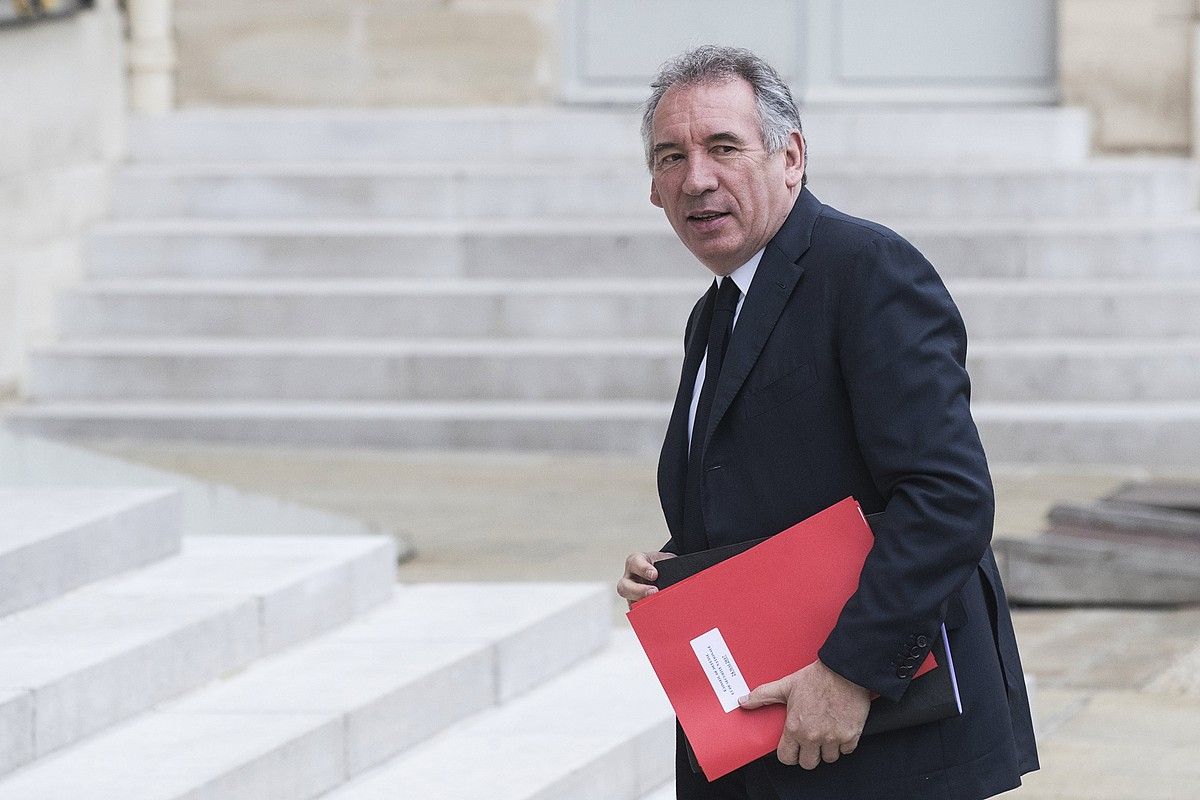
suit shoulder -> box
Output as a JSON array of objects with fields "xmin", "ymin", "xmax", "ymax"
[{"xmin": 814, "ymin": 203, "xmax": 912, "ymax": 250}]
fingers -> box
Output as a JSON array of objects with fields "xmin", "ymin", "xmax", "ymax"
[
  {"xmin": 737, "ymin": 679, "xmax": 787, "ymax": 710},
  {"xmin": 616, "ymin": 577, "xmax": 657, "ymax": 607},
  {"xmin": 777, "ymin": 735, "xmax": 850, "ymax": 770},
  {"xmin": 616, "ymin": 551, "xmax": 674, "ymax": 606},
  {"xmin": 627, "ymin": 552, "xmax": 659, "ymax": 582},
  {"xmin": 797, "ymin": 742, "xmax": 823, "ymax": 770},
  {"xmin": 776, "ymin": 733, "xmax": 800, "ymax": 766}
]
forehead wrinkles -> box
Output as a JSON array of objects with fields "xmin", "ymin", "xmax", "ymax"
[{"xmin": 651, "ymin": 81, "xmax": 761, "ymax": 149}]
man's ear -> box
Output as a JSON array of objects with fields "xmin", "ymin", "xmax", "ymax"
[
  {"xmin": 783, "ymin": 131, "xmax": 805, "ymax": 189},
  {"xmin": 650, "ymin": 179, "xmax": 663, "ymax": 209}
]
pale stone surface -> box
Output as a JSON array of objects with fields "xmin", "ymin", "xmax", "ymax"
[
  {"xmin": 0, "ymin": 3, "xmax": 124, "ymax": 392},
  {"xmin": 22, "ymin": 337, "xmax": 1200, "ymax": 404},
  {"xmin": 641, "ymin": 782, "xmax": 675, "ymax": 800},
  {"xmin": 0, "ymin": 710, "xmax": 345, "ymax": 800},
  {"xmin": 328, "ymin": 582, "xmax": 611, "ymax": 700},
  {"xmin": 121, "ymin": 107, "xmax": 1091, "ymax": 164},
  {"xmin": 1146, "ymin": 640, "xmax": 1200, "ymax": 695},
  {"xmin": 164, "ymin": 635, "xmax": 495, "ymax": 774},
  {"xmin": 106, "ymin": 159, "xmax": 1199, "ymax": 221},
  {"xmin": 56, "ymin": 278, "xmax": 1200, "ymax": 342},
  {"xmin": 0, "ymin": 579, "xmax": 622, "ymax": 796},
  {"xmin": 0, "ymin": 486, "xmax": 182, "ymax": 617},
  {"xmin": 173, "ymin": 0, "xmax": 556, "ymax": 107},
  {"xmin": 0, "ymin": 591, "xmax": 260, "ymax": 758},
  {"xmin": 1059, "ymin": 0, "xmax": 1193, "ymax": 154},
  {"xmin": 76, "ymin": 218, "xmax": 1200, "ymax": 282},
  {"xmin": 0, "ymin": 530, "xmax": 396, "ymax": 761},
  {"xmin": 0, "ymin": 429, "xmax": 410, "ymax": 550},
  {"xmin": 1010, "ymin": 607, "xmax": 1200, "ymax": 691},
  {"xmin": 96, "ymin": 533, "xmax": 396, "ymax": 652},
  {"xmin": 1007, "ymin": 733, "xmax": 1200, "ymax": 799},
  {"xmin": 157, "ymin": 581, "xmax": 610, "ymax": 774},
  {"xmin": 322, "ymin": 631, "xmax": 673, "ymax": 800},
  {"xmin": 0, "ymin": 690, "xmax": 33, "ymax": 777},
  {"xmin": 10, "ymin": 400, "xmax": 1200, "ymax": 465}
]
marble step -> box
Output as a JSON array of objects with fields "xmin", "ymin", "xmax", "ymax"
[
  {"xmin": 57, "ymin": 279, "xmax": 1200, "ymax": 341},
  {"xmin": 24, "ymin": 338, "xmax": 1200, "ymax": 403},
  {"xmin": 0, "ymin": 583, "xmax": 612, "ymax": 800},
  {"xmin": 0, "ymin": 533, "xmax": 394, "ymax": 775},
  {"xmin": 641, "ymin": 782, "xmax": 675, "ymax": 800},
  {"xmin": 320, "ymin": 629, "xmax": 674, "ymax": 800},
  {"xmin": 108, "ymin": 159, "xmax": 1197, "ymax": 221},
  {"xmin": 83, "ymin": 217, "xmax": 1200, "ymax": 281},
  {"xmin": 0, "ymin": 487, "xmax": 181, "ymax": 620},
  {"xmin": 125, "ymin": 106, "xmax": 1091, "ymax": 165},
  {"xmin": 7, "ymin": 400, "xmax": 1200, "ymax": 466}
]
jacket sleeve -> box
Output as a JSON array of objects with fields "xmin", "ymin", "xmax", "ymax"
[{"xmin": 816, "ymin": 234, "xmax": 995, "ymax": 702}]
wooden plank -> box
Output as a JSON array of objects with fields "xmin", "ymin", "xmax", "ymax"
[
  {"xmin": 994, "ymin": 534, "xmax": 1200, "ymax": 606},
  {"xmin": 1105, "ymin": 479, "xmax": 1200, "ymax": 514},
  {"xmin": 1047, "ymin": 500, "xmax": 1200, "ymax": 545}
]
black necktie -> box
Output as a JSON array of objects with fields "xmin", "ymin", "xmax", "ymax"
[{"xmin": 682, "ymin": 276, "xmax": 741, "ymax": 549}]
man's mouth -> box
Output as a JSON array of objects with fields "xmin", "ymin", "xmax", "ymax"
[{"xmin": 688, "ymin": 211, "xmax": 729, "ymax": 222}]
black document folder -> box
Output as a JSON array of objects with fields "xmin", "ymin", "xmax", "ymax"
[{"xmin": 654, "ymin": 515, "xmax": 962, "ymax": 774}]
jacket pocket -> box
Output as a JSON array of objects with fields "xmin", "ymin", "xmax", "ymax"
[
  {"xmin": 741, "ymin": 360, "xmax": 812, "ymax": 419},
  {"xmin": 976, "ymin": 551, "xmax": 1023, "ymax": 693}
]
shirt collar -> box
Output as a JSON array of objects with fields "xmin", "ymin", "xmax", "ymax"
[{"xmin": 718, "ymin": 248, "xmax": 764, "ymax": 296}]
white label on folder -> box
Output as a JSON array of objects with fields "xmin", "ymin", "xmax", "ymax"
[{"xmin": 690, "ymin": 628, "xmax": 751, "ymax": 713}]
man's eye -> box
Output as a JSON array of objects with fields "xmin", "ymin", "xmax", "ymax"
[
  {"xmin": 715, "ymin": 145, "xmax": 737, "ymax": 155},
  {"xmin": 658, "ymin": 153, "xmax": 682, "ymax": 166}
]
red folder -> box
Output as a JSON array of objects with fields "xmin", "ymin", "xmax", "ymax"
[{"xmin": 627, "ymin": 497, "xmax": 936, "ymax": 781}]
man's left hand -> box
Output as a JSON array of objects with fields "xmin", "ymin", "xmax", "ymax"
[{"xmin": 737, "ymin": 659, "xmax": 871, "ymax": 769}]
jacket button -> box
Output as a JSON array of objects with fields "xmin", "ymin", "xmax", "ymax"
[
  {"xmin": 916, "ymin": 635, "xmax": 929, "ymax": 648},
  {"xmin": 909, "ymin": 645, "xmax": 924, "ymax": 657},
  {"xmin": 896, "ymin": 666, "xmax": 912, "ymax": 679}
]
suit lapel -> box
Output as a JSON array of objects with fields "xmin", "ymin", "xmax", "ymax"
[
  {"xmin": 657, "ymin": 282, "xmax": 717, "ymax": 539},
  {"xmin": 699, "ymin": 189, "xmax": 822, "ymax": 453}
]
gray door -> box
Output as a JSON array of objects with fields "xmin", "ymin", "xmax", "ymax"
[{"xmin": 560, "ymin": 0, "xmax": 1057, "ymax": 104}]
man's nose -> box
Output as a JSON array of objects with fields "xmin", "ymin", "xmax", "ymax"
[{"xmin": 681, "ymin": 155, "xmax": 719, "ymax": 196}]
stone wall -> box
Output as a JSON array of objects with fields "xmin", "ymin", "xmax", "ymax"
[
  {"xmin": 174, "ymin": 0, "xmax": 558, "ymax": 107},
  {"xmin": 174, "ymin": 1, "xmax": 1196, "ymax": 155},
  {"xmin": 0, "ymin": 2, "xmax": 126, "ymax": 396},
  {"xmin": 1058, "ymin": 0, "xmax": 1195, "ymax": 154}
]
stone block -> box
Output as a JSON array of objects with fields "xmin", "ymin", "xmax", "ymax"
[
  {"xmin": 0, "ymin": 690, "xmax": 33, "ymax": 777},
  {"xmin": 0, "ymin": 591, "xmax": 260, "ymax": 759},
  {"xmin": 95, "ymin": 533, "xmax": 396, "ymax": 653},
  {"xmin": 0, "ymin": 711, "xmax": 344, "ymax": 800},
  {"xmin": 321, "ymin": 630, "xmax": 672, "ymax": 800},
  {"xmin": 163, "ymin": 636, "xmax": 495, "ymax": 775},
  {"xmin": 0, "ymin": 486, "xmax": 182, "ymax": 617}
]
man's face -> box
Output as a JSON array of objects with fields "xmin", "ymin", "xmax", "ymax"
[{"xmin": 649, "ymin": 77, "xmax": 804, "ymax": 275}]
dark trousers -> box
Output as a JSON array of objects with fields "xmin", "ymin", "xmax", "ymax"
[{"xmin": 674, "ymin": 723, "xmax": 781, "ymax": 800}]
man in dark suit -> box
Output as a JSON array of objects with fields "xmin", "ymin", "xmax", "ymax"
[{"xmin": 617, "ymin": 46, "xmax": 1039, "ymax": 799}]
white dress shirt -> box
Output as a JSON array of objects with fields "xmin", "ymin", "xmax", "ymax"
[{"xmin": 687, "ymin": 248, "xmax": 765, "ymax": 450}]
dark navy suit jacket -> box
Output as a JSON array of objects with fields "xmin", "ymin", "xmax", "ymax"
[{"xmin": 656, "ymin": 188, "xmax": 1039, "ymax": 799}]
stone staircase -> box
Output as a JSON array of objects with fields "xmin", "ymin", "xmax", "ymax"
[
  {"xmin": 7, "ymin": 107, "xmax": 1200, "ymax": 466},
  {"xmin": 0, "ymin": 485, "xmax": 674, "ymax": 798}
]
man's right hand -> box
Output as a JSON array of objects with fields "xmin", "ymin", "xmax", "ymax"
[{"xmin": 617, "ymin": 551, "xmax": 677, "ymax": 609}]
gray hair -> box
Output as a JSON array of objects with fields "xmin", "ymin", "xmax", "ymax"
[{"xmin": 640, "ymin": 45, "xmax": 805, "ymax": 185}]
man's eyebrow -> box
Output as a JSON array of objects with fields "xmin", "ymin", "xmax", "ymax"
[
  {"xmin": 707, "ymin": 131, "xmax": 748, "ymax": 146},
  {"xmin": 652, "ymin": 132, "xmax": 748, "ymax": 156}
]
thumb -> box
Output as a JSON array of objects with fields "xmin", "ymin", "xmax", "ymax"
[{"xmin": 738, "ymin": 679, "xmax": 788, "ymax": 709}]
